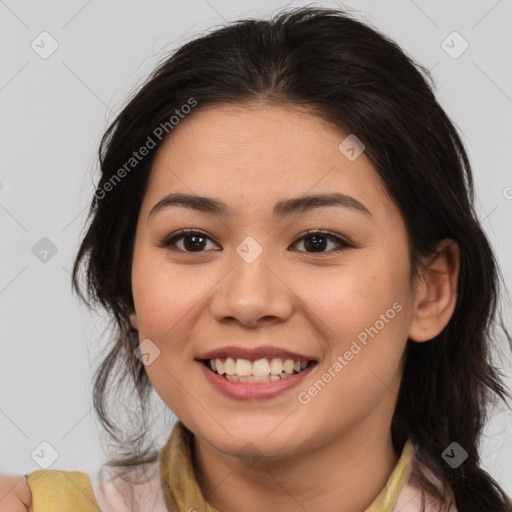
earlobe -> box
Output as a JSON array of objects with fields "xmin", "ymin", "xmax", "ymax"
[
  {"xmin": 129, "ymin": 312, "xmax": 139, "ymax": 330},
  {"xmin": 408, "ymin": 239, "xmax": 460, "ymax": 343}
]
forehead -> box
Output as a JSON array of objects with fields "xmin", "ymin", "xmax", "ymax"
[{"xmin": 142, "ymin": 103, "xmax": 397, "ymax": 224}]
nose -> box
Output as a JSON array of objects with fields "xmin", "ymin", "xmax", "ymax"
[{"xmin": 209, "ymin": 247, "xmax": 294, "ymax": 328}]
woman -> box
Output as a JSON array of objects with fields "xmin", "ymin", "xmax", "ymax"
[{"xmin": 2, "ymin": 6, "xmax": 511, "ymax": 511}]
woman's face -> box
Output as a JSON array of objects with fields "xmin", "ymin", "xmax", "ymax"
[{"xmin": 131, "ymin": 103, "xmax": 418, "ymax": 459}]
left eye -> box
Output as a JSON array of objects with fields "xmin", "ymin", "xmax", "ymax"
[
  {"xmin": 158, "ymin": 229, "xmax": 351, "ymax": 255},
  {"xmin": 291, "ymin": 230, "xmax": 351, "ymax": 254}
]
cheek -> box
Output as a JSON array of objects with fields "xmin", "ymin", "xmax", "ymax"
[
  {"xmin": 290, "ymin": 294, "xmax": 409, "ymax": 442},
  {"xmin": 132, "ymin": 244, "xmax": 203, "ymax": 339},
  {"xmin": 131, "ymin": 248, "xmax": 209, "ymax": 417},
  {"xmin": 303, "ymin": 255, "xmax": 409, "ymax": 350},
  {"xmin": 299, "ymin": 251, "xmax": 410, "ymax": 399},
  {"xmin": 131, "ymin": 247, "xmax": 202, "ymax": 368}
]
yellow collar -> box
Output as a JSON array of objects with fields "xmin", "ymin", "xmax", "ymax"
[{"xmin": 160, "ymin": 421, "xmax": 415, "ymax": 511}]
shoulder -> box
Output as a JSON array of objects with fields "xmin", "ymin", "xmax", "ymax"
[
  {"xmin": 26, "ymin": 461, "xmax": 167, "ymax": 512},
  {"xmin": 26, "ymin": 469, "xmax": 99, "ymax": 511},
  {"xmin": 27, "ymin": 460, "xmax": 167, "ymax": 512},
  {"xmin": 89, "ymin": 459, "xmax": 167, "ymax": 512}
]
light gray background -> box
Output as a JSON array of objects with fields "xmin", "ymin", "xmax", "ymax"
[{"xmin": 1, "ymin": 0, "xmax": 511, "ymax": 496}]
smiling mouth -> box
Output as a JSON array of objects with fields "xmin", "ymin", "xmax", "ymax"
[{"xmin": 202, "ymin": 357, "xmax": 316, "ymax": 383}]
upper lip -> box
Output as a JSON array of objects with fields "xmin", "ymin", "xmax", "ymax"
[{"xmin": 198, "ymin": 345, "xmax": 315, "ymax": 362}]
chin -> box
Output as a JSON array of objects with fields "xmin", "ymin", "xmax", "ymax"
[{"xmin": 194, "ymin": 416, "xmax": 307, "ymax": 459}]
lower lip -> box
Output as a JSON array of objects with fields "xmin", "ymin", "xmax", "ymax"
[{"xmin": 198, "ymin": 361, "xmax": 315, "ymax": 400}]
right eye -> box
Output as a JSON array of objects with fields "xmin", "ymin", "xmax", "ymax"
[{"xmin": 158, "ymin": 229, "xmax": 220, "ymax": 253}]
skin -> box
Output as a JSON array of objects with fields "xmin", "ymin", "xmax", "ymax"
[
  {"xmin": 125, "ymin": 102, "xmax": 460, "ymax": 512},
  {"xmin": 0, "ymin": 474, "xmax": 31, "ymax": 511}
]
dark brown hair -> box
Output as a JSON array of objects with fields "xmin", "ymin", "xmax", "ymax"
[{"xmin": 72, "ymin": 6, "xmax": 512, "ymax": 511}]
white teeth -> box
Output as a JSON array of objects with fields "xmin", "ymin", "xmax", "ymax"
[
  {"xmin": 208, "ymin": 356, "xmax": 312, "ymax": 380},
  {"xmin": 253, "ymin": 358, "xmax": 271, "ymax": 377},
  {"xmin": 216, "ymin": 359, "xmax": 225, "ymax": 375},
  {"xmin": 270, "ymin": 358, "xmax": 283, "ymax": 375},
  {"xmin": 225, "ymin": 357, "xmax": 236, "ymax": 375},
  {"xmin": 225, "ymin": 375, "xmax": 281, "ymax": 383},
  {"xmin": 239, "ymin": 375, "xmax": 273, "ymax": 383},
  {"xmin": 283, "ymin": 359, "xmax": 295, "ymax": 374},
  {"xmin": 235, "ymin": 358, "xmax": 253, "ymax": 376}
]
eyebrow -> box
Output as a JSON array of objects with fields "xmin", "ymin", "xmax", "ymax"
[{"xmin": 148, "ymin": 192, "xmax": 372, "ymax": 221}]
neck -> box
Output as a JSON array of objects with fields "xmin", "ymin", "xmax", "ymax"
[{"xmin": 193, "ymin": 420, "xmax": 399, "ymax": 512}]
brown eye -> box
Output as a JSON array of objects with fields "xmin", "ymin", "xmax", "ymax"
[
  {"xmin": 159, "ymin": 229, "xmax": 219, "ymax": 253},
  {"xmin": 291, "ymin": 230, "xmax": 352, "ymax": 255}
]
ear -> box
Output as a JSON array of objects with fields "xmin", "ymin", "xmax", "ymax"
[
  {"xmin": 408, "ymin": 238, "xmax": 460, "ymax": 342},
  {"xmin": 129, "ymin": 312, "xmax": 139, "ymax": 330}
]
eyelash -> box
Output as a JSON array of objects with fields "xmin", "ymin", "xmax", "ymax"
[{"xmin": 157, "ymin": 228, "xmax": 353, "ymax": 256}]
